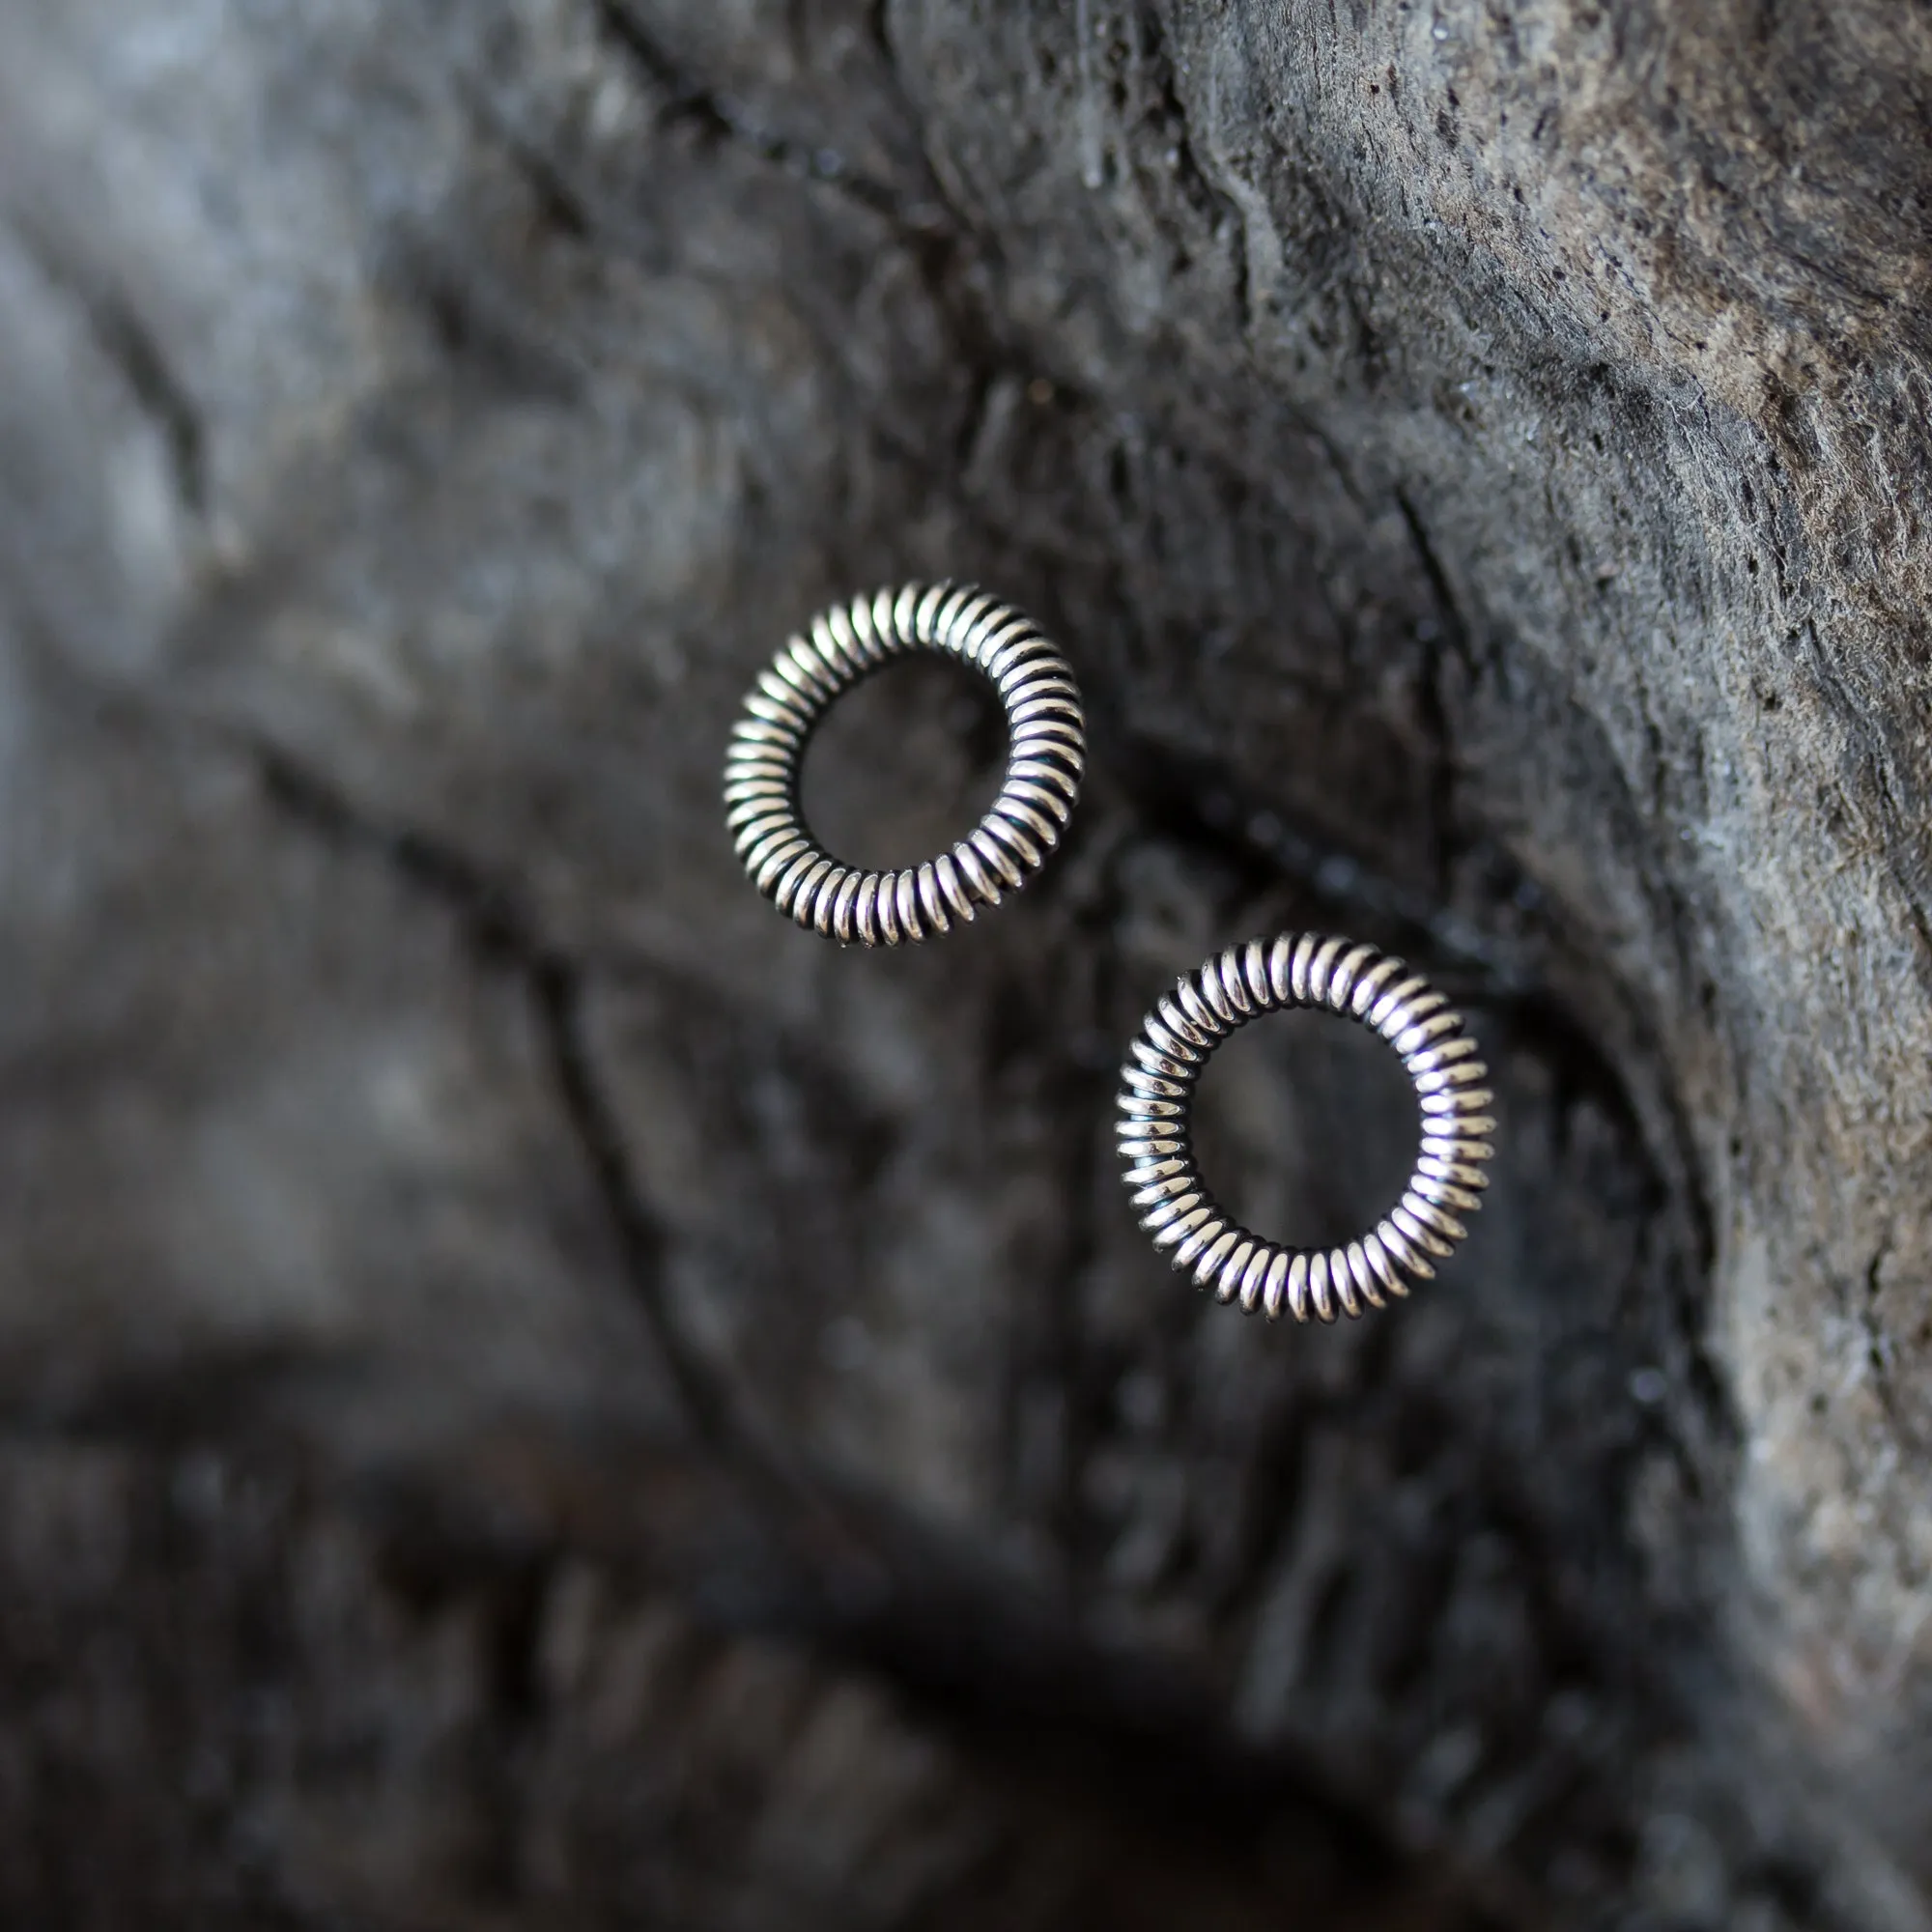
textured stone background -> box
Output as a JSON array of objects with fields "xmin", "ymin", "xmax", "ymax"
[{"xmin": 1, "ymin": 1, "xmax": 1930, "ymax": 1925}]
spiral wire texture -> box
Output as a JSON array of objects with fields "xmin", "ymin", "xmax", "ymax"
[
  {"xmin": 1118, "ymin": 934, "xmax": 1493, "ymax": 1321},
  {"xmin": 724, "ymin": 583, "xmax": 1086, "ymax": 944}
]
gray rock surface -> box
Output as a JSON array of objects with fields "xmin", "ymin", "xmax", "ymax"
[{"xmin": 0, "ymin": 0, "xmax": 1929, "ymax": 1924}]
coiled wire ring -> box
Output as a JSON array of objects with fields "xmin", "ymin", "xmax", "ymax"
[
  {"xmin": 724, "ymin": 583, "xmax": 1086, "ymax": 944},
  {"xmin": 1118, "ymin": 934, "xmax": 1493, "ymax": 1321}
]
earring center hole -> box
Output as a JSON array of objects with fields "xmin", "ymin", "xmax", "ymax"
[
  {"xmin": 1188, "ymin": 1006, "xmax": 1420, "ymax": 1252},
  {"xmin": 800, "ymin": 655, "xmax": 1008, "ymax": 873}
]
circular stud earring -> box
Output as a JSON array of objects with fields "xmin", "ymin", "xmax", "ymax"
[
  {"xmin": 724, "ymin": 582, "xmax": 1085, "ymax": 944},
  {"xmin": 1117, "ymin": 934, "xmax": 1492, "ymax": 1321}
]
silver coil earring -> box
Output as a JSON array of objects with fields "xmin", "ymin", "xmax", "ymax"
[
  {"xmin": 724, "ymin": 583, "xmax": 1085, "ymax": 944},
  {"xmin": 1118, "ymin": 934, "xmax": 1493, "ymax": 1321}
]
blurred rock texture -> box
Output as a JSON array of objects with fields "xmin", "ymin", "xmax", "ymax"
[{"xmin": 1, "ymin": 1, "xmax": 1929, "ymax": 1925}]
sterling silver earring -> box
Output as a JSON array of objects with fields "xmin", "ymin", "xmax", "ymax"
[
  {"xmin": 724, "ymin": 583, "xmax": 1085, "ymax": 945},
  {"xmin": 1118, "ymin": 934, "xmax": 1493, "ymax": 1321}
]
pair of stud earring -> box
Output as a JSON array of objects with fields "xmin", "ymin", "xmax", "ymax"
[{"xmin": 724, "ymin": 583, "xmax": 1493, "ymax": 1322}]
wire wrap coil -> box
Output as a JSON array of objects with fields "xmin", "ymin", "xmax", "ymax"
[
  {"xmin": 1118, "ymin": 934, "xmax": 1492, "ymax": 1321},
  {"xmin": 724, "ymin": 583, "xmax": 1085, "ymax": 944}
]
